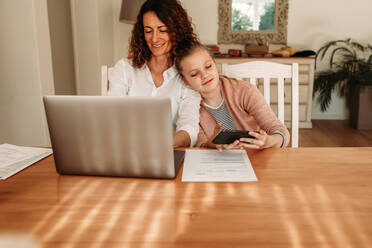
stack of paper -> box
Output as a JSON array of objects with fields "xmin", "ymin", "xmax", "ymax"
[
  {"xmin": 182, "ymin": 149, "xmax": 257, "ymax": 182},
  {"xmin": 0, "ymin": 143, "xmax": 52, "ymax": 180}
]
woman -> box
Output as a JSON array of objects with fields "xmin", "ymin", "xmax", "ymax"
[
  {"xmin": 108, "ymin": 0, "xmax": 201, "ymax": 147},
  {"xmin": 175, "ymin": 41, "xmax": 290, "ymax": 150}
]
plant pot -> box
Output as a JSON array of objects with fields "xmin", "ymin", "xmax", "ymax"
[{"xmin": 349, "ymin": 84, "xmax": 372, "ymax": 130}]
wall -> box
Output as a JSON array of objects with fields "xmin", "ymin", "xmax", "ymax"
[
  {"xmin": 113, "ymin": 0, "xmax": 133, "ymax": 63},
  {"xmin": 0, "ymin": 0, "xmax": 54, "ymax": 146},
  {"xmin": 189, "ymin": 0, "xmax": 372, "ymax": 120},
  {"xmin": 113, "ymin": 0, "xmax": 372, "ymax": 120},
  {"xmin": 70, "ymin": 0, "xmax": 114, "ymax": 95},
  {"xmin": 1, "ymin": 0, "xmax": 366, "ymax": 147},
  {"xmin": 287, "ymin": 0, "xmax": 372, "ymax": 119},
  {"xmin": 47, "ymin": 0, "xmax": 76, "ymax": 95},
  {"xmin": 112, "ymin": 0, "xmax": 133, "ymax": 63}
]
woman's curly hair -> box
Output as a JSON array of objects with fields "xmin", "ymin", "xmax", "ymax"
[{"xmin": 128, "ymin": 0, "xmax": 199, "ymax": 68}]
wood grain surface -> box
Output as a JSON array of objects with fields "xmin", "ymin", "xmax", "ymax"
[{"xmin": 1, "ymin": 147, "xmax": 372, "ymax": 247}]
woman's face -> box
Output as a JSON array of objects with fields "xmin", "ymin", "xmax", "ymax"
[
  {"xmin": 180, "ymin": 48, "xmax": 220, "ymax": 96},
  {"xmin": 143, "ymin": 11, "xmax": 172, "ymax": 58}
]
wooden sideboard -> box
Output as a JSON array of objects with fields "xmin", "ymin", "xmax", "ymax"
[{"xmin": 215, "ymin": 57, "xmax": 315, "ymax": 128}]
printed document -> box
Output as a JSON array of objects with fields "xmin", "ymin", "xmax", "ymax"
[
  {"xmin": 0, "ymin": 143, "xmax": 52, "ymax": 180},
  {"xmin": 182, "ymin": 149, "xmax": 257, "ymax": 182}
]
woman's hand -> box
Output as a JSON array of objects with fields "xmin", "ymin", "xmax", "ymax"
[
  {"xmin": 173, "ymin": 130, "xmax": 191, "ymax": 148},
  {"xmin": 205, "ymin": 123, "xmax": 242, "ymax": 152},
  {"xmin": 238, "ymin": 130, "xmax": 283, "ymax": 149}
]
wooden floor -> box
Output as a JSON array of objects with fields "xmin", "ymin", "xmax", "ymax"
[{"xmin": 299, "ymin": 120, "xmax": 372, "ymax": 147}]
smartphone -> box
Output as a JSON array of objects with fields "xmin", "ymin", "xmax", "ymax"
[{"xmin": 212, "ymin": 130, "xmax": 256, "ymax": 144}]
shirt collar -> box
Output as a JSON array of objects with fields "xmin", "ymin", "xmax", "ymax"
[
  {"xmin": 165, "ymin": 66, "xmax": 178, "ymax": 80},
  {"xmin": 142, "ymin": 64, "xmax": 153, "ymax": 83},
  {"xmin": 142, "ymin": 64, "xmax": 179, "ymax": 86}
]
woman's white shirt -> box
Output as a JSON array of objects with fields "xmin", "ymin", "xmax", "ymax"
[{"xmin": 108, "ymin": 58, "xmax": 201, "ymax": 147}]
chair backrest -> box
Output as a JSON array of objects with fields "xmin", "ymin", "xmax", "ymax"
[
  {"xmin": 221, "ymin": 61, "xmax": 299, "ymax": 147},
  {"xmin": 101, "ymin": 65, "xmax": 113, "ymax": 96}
]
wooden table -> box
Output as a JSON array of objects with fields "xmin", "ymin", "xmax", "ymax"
[{"xmin": 1, "ymin": 148, "xmax": 372, "ymax": 247}]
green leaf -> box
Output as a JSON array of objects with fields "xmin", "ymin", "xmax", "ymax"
[
  {"xmin": 329, "ymin": 47, "xmax": 353, "ymax": 68},
  {"xmin": 314, "ymin": 38, "xmax": 372, "ymax": 111}
]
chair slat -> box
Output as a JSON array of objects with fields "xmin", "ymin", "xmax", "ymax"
[
  {"xmin": 291, "ymin": 63, "xmax": 299, "ymax": 148},
  {"xmin": 277, "ymin": 78, "xmax": 285, "ymax": 124},
  {"xmin": 263, "ymin": 77, "xmax": 270, "ymax": 105},
  {"xmin": 101, "ymin": 65, "xmax": 108, "ymax": 96},
  {"xmin": 250, "ymin": 77, "xmax": 256, "ymax": 86}
]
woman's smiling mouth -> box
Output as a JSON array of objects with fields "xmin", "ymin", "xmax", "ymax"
[{"xmin": 152, "ymin": 43, "xmax": 164, "ymax": 48}]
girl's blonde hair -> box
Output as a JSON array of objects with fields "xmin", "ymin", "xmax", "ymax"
[{"xmin": 174, "ymin": 41, "xmax": 213, "ymax": 76}]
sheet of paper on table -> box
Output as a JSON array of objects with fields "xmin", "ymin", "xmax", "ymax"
[
  {"xmin": 0, "ymin": 143, "xmax": 52, "ymax": 180},
  {"xmin": 182, "ymin": 149, "xmax": 257, "ymax": 182}
]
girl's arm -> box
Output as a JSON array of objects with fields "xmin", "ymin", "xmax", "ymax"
[{"xmin": 239, "ymin": 84, "xmax": 290, "ymax": 148}]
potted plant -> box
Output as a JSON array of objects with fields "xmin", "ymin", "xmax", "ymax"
[{"xmin": 313, "ymin": 38, "xmax": 372, "ymax": 129}]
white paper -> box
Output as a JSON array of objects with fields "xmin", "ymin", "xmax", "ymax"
[
  {"xmin": 182, "ymin": 149, "xmax": 257, "ymax": 182},
  {"xmin": 0, "ymin": 143, "xmax": 52, "ymax": 180}
]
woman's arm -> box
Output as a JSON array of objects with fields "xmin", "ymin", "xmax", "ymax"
[
  {"xmin": 175, "ymin": 86, "xmax": 201, "ymax": 147},
  {"xmin": 173, "ymin": 130, "xmax": 191, "ymax": 147}
]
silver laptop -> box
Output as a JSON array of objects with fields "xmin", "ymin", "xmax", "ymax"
[{"xmin": 43, "ymin": 95, "xmax": 184, "ymax": 179}]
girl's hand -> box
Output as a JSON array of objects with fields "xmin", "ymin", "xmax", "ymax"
[
  {"xmin": 238, "ymin": 130, "xmax": 267, "ymax": 149},
  {"xmin": 239, "ymin": 130, "xmax": 283, "ymax": 149},
  {"xmin": 215, "ymin": 140, "xmax": 241, "ymax": 152},
  {"xmin": 205, "ymin": 123, "xmax": 241, "ymax": 152}
]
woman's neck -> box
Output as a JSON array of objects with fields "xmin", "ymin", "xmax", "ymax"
[
  {"xmin": 147, "ymin": 54, "xmax": 172, "ymax": 87},
  {"xmin": 147, "ymin": 54, "xmax": 171, "ymax": 74},
  {"xmin": 202, "ymin": 85, "xmax": 223, "ymax": 108}
]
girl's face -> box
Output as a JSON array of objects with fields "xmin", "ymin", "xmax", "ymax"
[
  {"xmin": 180, "ymin": 48, "xmax": 220, "ymax": 96},
  {"xmin": 143, "ymin": 11, "xmax": 172, "ymax": 58}
]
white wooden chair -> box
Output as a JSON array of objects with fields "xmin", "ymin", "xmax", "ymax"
[
  {"xmin": 221, "ymin": 61, "xmax": 299, "ymax": 147},
  {"xmin": 101, "ymin": 65, "xmax": 113, "ymax": 96}
]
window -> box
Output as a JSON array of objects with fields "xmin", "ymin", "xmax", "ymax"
[{"xmin": 232, "ymin": 0, "xmax": 275, "ymax": 31}]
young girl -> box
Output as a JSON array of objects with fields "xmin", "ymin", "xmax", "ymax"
[{"xmin": 175, "ymin": 42, "xmax": 290, "ymax": 150}]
